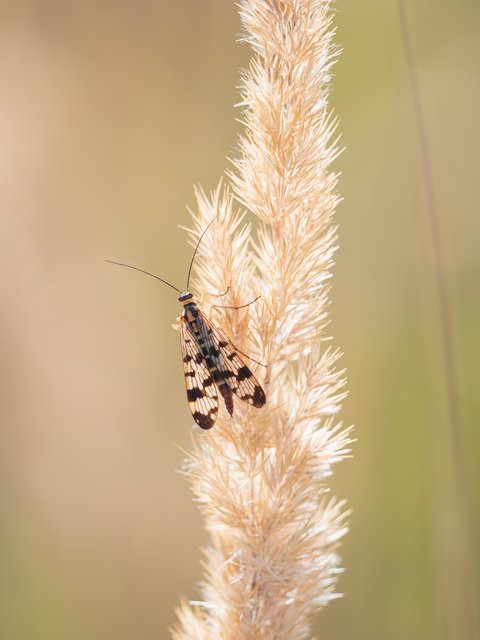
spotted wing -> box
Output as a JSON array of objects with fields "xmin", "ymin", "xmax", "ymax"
[
  {"xmin": 198, "ymin": 311, "xmax": 266, "ymax": 409},
  {"xmin": 180, "ymin": 319, "xmax": 219, "ymax": 429}
]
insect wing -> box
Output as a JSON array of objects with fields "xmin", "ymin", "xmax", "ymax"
[
  {"xmin": 180, "ymin": 319, "xmax": 219, "ymax": 429},
  {"xmin": 199, "ymin": 311, "xmax": 266, "ymax": 409}
]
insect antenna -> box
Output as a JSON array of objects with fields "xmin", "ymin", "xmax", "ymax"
[
  {"xmin": 105, "ymin": 260, "xmax": 181, "ymax": 293},
  {"xmin": 185, "ymin": 216, "xmax": 217, "ymax": 290}
]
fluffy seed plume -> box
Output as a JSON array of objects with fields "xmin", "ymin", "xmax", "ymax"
[{"xmin": 172, "ymin": 1, "xmax": 351, "ymax": 638}]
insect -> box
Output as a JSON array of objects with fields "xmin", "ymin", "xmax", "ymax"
[{"xmin": 107, "ymin": 219, "xmax": 266, "ymax": 429}]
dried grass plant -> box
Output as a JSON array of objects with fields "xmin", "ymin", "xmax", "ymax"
[{"xmin": 172, "ymin": 1, "xmax": 351, "ymax": 638}]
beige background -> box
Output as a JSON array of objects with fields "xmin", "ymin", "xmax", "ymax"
[{"xmin": 0, "ymin": 1, "xmax": 479, "ymax": 639}]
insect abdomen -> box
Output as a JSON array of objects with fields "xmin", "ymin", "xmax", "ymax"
[{"xmin": 188, "ymin": 312, "xmax": 234, "ymax": 417}]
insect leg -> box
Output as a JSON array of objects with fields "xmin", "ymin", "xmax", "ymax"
[
  {"xmin": 211, "ymin": 295, "xmax": 260, "ymax": 311},
  {"xmin": 227, "ymin": 343, "xmax": 266, "ymax": 368},
  {"xmin": 209, "ymin": 297, "xmax": 265, "ymax": 367},
  {"xmin": 206, "ymin": 285, "xmax": 230, "ymax": 298}
]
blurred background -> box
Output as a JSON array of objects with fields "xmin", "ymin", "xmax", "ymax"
[{"xmin": 0, "ymin": 1, "xmax": 478, "ymax": 639}]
